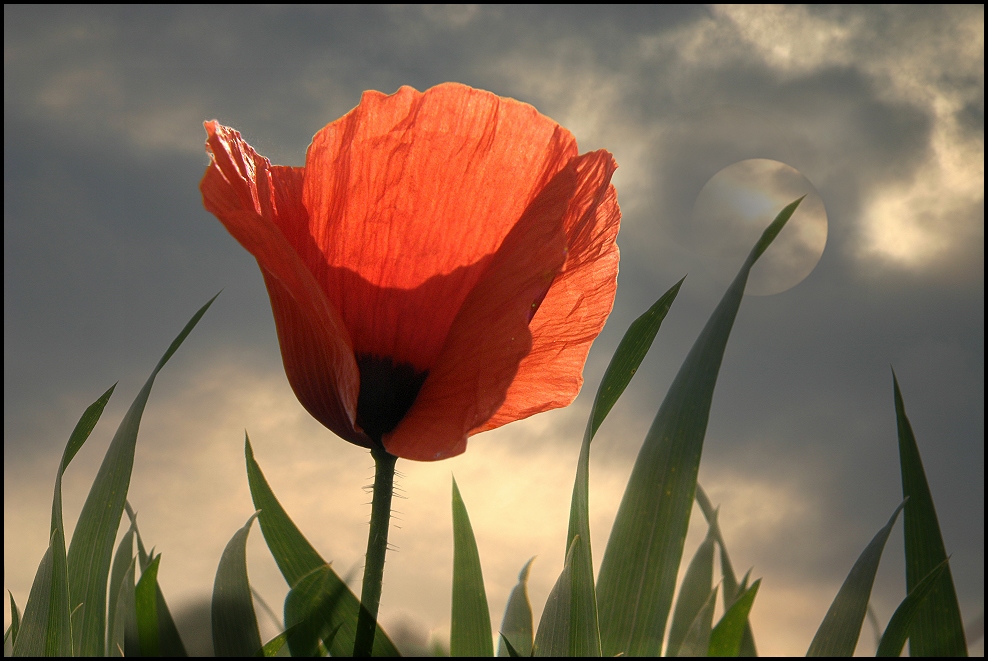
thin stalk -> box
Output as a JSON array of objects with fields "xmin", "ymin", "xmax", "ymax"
[{"xmin": 354, "ymin": 447, "xmax": 397, "ymax": 656}]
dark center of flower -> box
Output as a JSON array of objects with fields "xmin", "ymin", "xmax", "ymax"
[{"xmin": 356, "ymin": 354, "xmax": 429, "ymax": 446}]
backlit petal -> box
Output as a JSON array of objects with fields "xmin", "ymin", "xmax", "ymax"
[
  {"xmin": 383, "ymin": 160, "xmax": 578, "ymax": 460},
  {"xmin": 477, "ymin": 150, "xmax": 621, "ymax": 432},
  {"xmin": 200, "ymin": 121, "xmax": 362, "ymax": 442},
  {"xmin": 302, "ymin": 83, "xmax": 578, "ymax": 371}
]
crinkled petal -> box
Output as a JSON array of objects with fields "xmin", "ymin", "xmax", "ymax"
[
  {"xmin": 199, "ymin": 121, "xmax": 363, "ymax": 444},
  {"xmin": 477, "ymin": 150, "xmax": 620, "ymax": 432},
  {"xmin": 382, "ymin": 160, "xmax": 581, "ymax": 460},
  {"xmin": 302, "ymin": 83, "xmax": 579, "ymax": 371}
]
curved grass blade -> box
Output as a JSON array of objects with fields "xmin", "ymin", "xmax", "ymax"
[
  {"xmin": 5, "ymin": 592, "xmax": 21, "ymax": 651},
  {"xmin": 212, "ymin": 513, "xmax": 262, "ymax": 657},
  {"xmin": 534, "ymin": 537, "xmax": 580, "ymax": 656},
  {"xmin": 451, "ymin": 477, "xmax": 493, "ymax": 657},
  {"xmin": 893, "ymin": 372, "xmax": 968, "ymax": 656},
  {"xmin": 500, "ymin": 634, "xmax": 522, "ymax": 658},
  {"xmin": 124, "ymin": 503, "xmax": 187, "ymax": 656},
  {"xmin": 66, "ymin": 296, "xmax": 216, "ymax": 655},
  {"xmin": 596, "ymin": 199, "xmax": 803, "ymax": 656},
  {"xmin": 109, "ymin": 557, "xmax": 139, "ymax": 657},
  {"xmin": 877, "ymin": 558, "xmax": 950, "ymax": 657},
  {"xmin": 806, "ymin": 500, "xmax": 906, "ymax": 656},
  {"xmin": 562, "ymin": 279, "xmax": 685, "ymax": 657},
  {"xmin": 13, "ymin": 385, "xmax": 116, "ymax": 657},
  {"xmin": 709, "ymin": 578, "xmax": 760, "ymax": 657},
  {"xmin": 259, "ymin": 622, "xmax": 303, "ymax": 658},
  {"xmin": 498, "ymin": 557, "xmax": 535, "ymax": 657},
  {"xmin": 677, "ymin": 588, "xmax": 717, "ymax": 657},
  {"xmin": 107, "ymin": 523, "xmax": 137, "ymax": 654},
  {"xmin": 697, "ymin": 485, "xmax": 757, "ymax": 656},
  {"xmin": 245, "ymin": 435, "xmax": 397, "ymax": 656},
  {"xmin": 135, "ymin": 554, "xmax": 161, "ymax": 657},
  {"xmin": 667, "ymin": 525, "xmax": 717, "ymax": 657},
  {"xmin": 283, "ymin": 565, "xmax": 350, "ymax": 657}
]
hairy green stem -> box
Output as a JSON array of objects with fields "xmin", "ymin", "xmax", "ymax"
[{"xmin": 354, "ymin": 447, "xmax": 398, "ymax": 657}]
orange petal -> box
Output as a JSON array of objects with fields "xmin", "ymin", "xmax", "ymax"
[
  {"xmin": 199, "ymin": 121, "xmax": 364, "ymax": 444},
  {"xmin": 302, "ymin": 83, "xmax": 579, "ymax": 372},
  {"xmin": 382, "ymin": 160, "xmax": 582, "ymax": 460},
  {"xmin": 477, "ymin": 150, "xmax": 620, "ymax": 432}
]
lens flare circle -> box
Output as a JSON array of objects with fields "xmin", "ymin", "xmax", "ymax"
[{"xmin": 691, "ymin": 159, "xmax": 827, "ymax": 296}]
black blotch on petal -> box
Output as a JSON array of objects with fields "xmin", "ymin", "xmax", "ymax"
[{"xmin": 356, "ymin": 355, "xmax": 429, "ymax": 445}]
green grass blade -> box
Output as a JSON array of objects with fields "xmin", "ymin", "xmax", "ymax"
[
  {"xmin": 709, "ymin": 579, "xmax": 760, "ymax": 657},
  {"xmin": 12, "ymin": 531, "xmax": 70, "ymax": 656},
  {"xmin": 697, "ymin": 485, "xmax": 757, "ymax": 656},
  {"xmin": 451, "ymin": 477, "xmax": 493, "ymax": 657},
  {"xmin": 563, "ymin": 279, "xmax": 685, "ymax": 657},
  {"xmin": 893, "ymin": 372, "xmax": 968, "ymax": 656},
  {"xmin": 108, "ymin": 556, "xmax": 138, "ymax": 657},
  {"xmin": 596, "ymin": 199, "xmax": 803, "ymax": 656},
  {"xmin": 499, "ymin": 633, "xmax": 522, "ymax": 658},
  {"xmin": 283, "ymin": 565, "xmax": 356, "ymax": 657},
  {"xmin": 667, "ymin": 526, "xmax": 717, "ymax": 657},
  {"xmin": 677, "ymin": 588, "xmax": 717, "ymax": 657},
  {"xmin": 123, "ymin": 503, "xmax": 188, "ymax": 656},
  {"xmin": 498, "ymin": 557, "xmax": 535, "ymax": 657},
  {"xmin": 533, "ymin": 537, "xmax": 580, "ymax": 656},
  {"xmin": 806, "ymin": 501, "xmax": 906, "ymax": 656},
  {"xmin": 66, "ymin": 296, "xmax": 216, "ymax": 655},
  {"xmin": 107, "ymin": 524, "xmax": 136, "ymax": 654},
  {"xmin": 245, "ymin": 435, "xmax": 397, "ymax": 656},
  {"xmin": 212, "ymin": 513, "xmax": 262, "ymax": 657},
  {"xmin": 14, "ymin": 385, "xmax": 116, "ymax": 657},
  {"xmin": 6, "ymin": 592, "xmax": 21, "ymax": 650},
  {"xmin": 135, "ymin": 554, "xmax": 161, "ymax": 657},
  {"xmin": 877, "ymin": 559, "xmax": 951, "ymax": 657},
  {"xmin": 259, "ymin": 623, "xmax": 301, "ymax": 657}
]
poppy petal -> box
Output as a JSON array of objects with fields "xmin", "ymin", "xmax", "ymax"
[
  {"xmin": 477, "ymin": 150, "xmax": 620, "ymax": 432},
  {"xmin": 382, "ymin": 160, "xmax": 581, "ymax": 460},
  {"xmin": 302, "ymin": 83, "xmax": 579, "ymax": 372},
  {"xmin": 200, "ymin": 121, "xmax": 363, "ymax": 444}
]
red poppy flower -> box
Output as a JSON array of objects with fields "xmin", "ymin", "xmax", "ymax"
[{"xmin": 200, "ymin": 83, "xmax": 620, "ymax": 461}]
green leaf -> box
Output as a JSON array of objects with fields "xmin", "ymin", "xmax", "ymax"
[
  {"xmin": 533, "ymin": 536, "xmax": 581, "ymax": 656},
  {"xmin": 14, "ymin": 385, "xmax": 116, "ymax": 657},
  {"xmin": 451, "ymin": 477, "xmax": 493, "ymax": 657},
  {"xmin": 6, "ymin": 591, "xmax": 21, "ymax": 651},
  {"xmin": 124, "ymin": 503, "xmax": 188, "ymax": 656},
  {"xmin": 596, "ymin": 198, "xmax": 803, "ymax": 656},
  {"xmin": 893, "ymin": 372, "xmax": 968, "ymax": 656},
  {"xmin": 245, "ymin": 435, "xmax": 397, "ymax": 657},
  {"xmin": 258, "ymin": 622, "xmax": 306, "ymax": 657},
  {"xmin": 12, "ymin": 532, "xmax": 70, "ymax": 657},
  {"xmin": 877, "ymin": 558, "xmax": 951, "ymax": 657},
  {"xmin": 212, "ymin": 513, "xmax": 262, "ymax": 657},
  {"xmin": 667, "ymin": 524, "xmax": 717, "ymax": 657},
  {"xmin": 560, "ymin": 279, "xmax": 685, "ymax": 658},
  {"xmin": 107, "ymin": 523, "xmax": 137, "ymax": 654},
  {"xmin": 708, "ymin": 579, "xmax": 761, "ymax": 657},
  {"xmin": 108, "ymin": 556, "xmax": 139, "ymax": 657},
  {"xmin": 677, "ymin": 588, "xmax": 717, "ymax": 657},
  {"xmin": 806, "ymin": 500, "xmax": 906, "ymax": 656},
  {"xmin": 499, "ymin": 633, "xmax": 523, "ymax": 658},
  {"xmin": 66, "ymin": 296, "xmax": 216, "ymax": 655},
  {"xmin": 498, "ymin": 558, "xmax": 535, "ymax": 657},
  {"xmin": 283, "ymin": 565, "xmax": 351, "ymax": 657},
  {"xmin": 135, "ymin": 554, "xmax": 161, "ymax": 657},
  {"xmin": 696, "ymin": 485, "xmax": 757, "ymax": 656}
]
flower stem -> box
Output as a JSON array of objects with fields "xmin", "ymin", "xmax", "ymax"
[{"xmin": 354, "ymin": 446, "xmax": 398, "ymax": 657}]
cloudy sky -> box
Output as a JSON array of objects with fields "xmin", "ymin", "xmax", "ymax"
[{"xmin": 4, "ymin": 5, "xmax": 983, "ymax": 655}]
